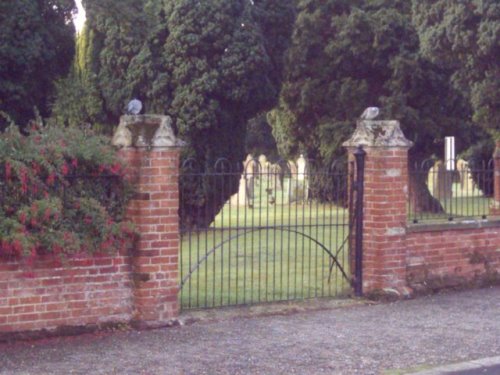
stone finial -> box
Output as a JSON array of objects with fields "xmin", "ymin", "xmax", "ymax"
[
  {"xmin": 112, "ymin": 114, "xmax": 186, "ymax": 149},
  {"xmin": 343, "ymin": 120, "xmax": 413, "ymax": 148}
]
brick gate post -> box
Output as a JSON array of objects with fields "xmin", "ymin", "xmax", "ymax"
[
  {"xmin": 491, "ymin": 140, "xmax": 500, "ymax": 216},
  {"xmin": 113, "ymin": 115, "xmax": 184, "ymax": 328},
  {"xmin": 344, "ymin": 119, "xmax": 413, "ymax": 294}
]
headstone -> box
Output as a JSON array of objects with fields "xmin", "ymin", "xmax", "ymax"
[
  {"xmin": 244, "ymin": 155, "xmax": 259, "ymax": 208},
  {"xmin": 258, "ymin": 154, "xmax": 268, "ymax": 176},
  {"xmin": 230, "ymin": 175, "xmax": 248, "ymax": 206},
  {"xmin": 297, "ymin": 154, "xmax": 307, "ymax": 181},
  {"xmin": 296, "ymin": 155, "xmax": 309, "ymax": 202},
  {"xmin": 230, "ymin": 156, "xmax": 259, "ymax": 207},
  {"xmin": 456, "ymin": 159, "xmax": 475, "ymax": 192}
]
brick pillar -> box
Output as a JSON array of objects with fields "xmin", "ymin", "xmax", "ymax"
[
  {"xmin": 344, "ymin": 120, "xmax": 413, "ymax": 295},
  {"xmin": 114, "ymin": 114, "xmax": 184, "ymax": 328},
  {"xmin": 491, "ymin": 140, "xmax": 500, "ymax": 216}
]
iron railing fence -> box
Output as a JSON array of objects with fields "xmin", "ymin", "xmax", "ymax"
[
  {"xmin": 179, "ymin": 157, "xmax": 352, "ymax": 310},
  {"xmin": 408, "ymin": 158, "xmax": 494, "ymax": 223}
]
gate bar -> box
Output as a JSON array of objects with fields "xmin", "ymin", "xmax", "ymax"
[{"xmin": 353, "ymin": 145, "xmax": 366, "ymax": 297}]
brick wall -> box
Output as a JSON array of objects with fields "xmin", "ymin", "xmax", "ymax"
[
  {"xmin": 0, "ymin": 254, "xmax": 133, "ymax": 335},
  {"xmin": 345, "ymin": 120, "xmax": 500, "ymax": 296},
  {"xmin": 406, "ymin": 224, "xmax": 500, "ymax": 292},
  {"xmin": 1, "ymin": 141, "xmax": 181, "ymax": 338}
]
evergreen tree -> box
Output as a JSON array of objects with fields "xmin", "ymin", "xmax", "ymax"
[
  {"xmin": 58, "ymin": 0, "xmax": 294, "ymax": 227},
  {"xmin": 0, "ymin": 0, "xmax": 76, "ymax": 128},
  {"xmin": 269, "ymin": 0, "xmax": 474, "ymax": 209},
  {"xmin": 412, "ymin": 0, "xmax": 499, "ymax": 138}
]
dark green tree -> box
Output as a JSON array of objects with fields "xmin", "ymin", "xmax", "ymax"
[
  {"xmin": 269, "ymin": 0, "xmax": 474, "ymax": 209},
  {"xmin": 57, "ymin": 0, "xmax": 294, "ymax": 227},
  {"xmin": 0, "ymin": 0, "xmax": 76, "ymax": 128},
  {"xmin": 412, "ymin": 0, "xmax": 499, "ymax": 195},
  {"xmin": 412, "ymin": 0, "xmax": 499, "ymax": 138}
]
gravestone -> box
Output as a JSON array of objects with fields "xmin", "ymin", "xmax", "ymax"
[
  {"xmin": 297, "ymin": 154, "xmax": 307, "ymax": 181},
  {"xmin": 295, "ymin": 154, "xmax": 309, "ymax": 202},
  {"xmin": 258, "ymin": 154, "xmax": 268, "ymax": 176},
  {"xmin": 229, "ymin": 155, "xmax": 259, "ymax": 207}
]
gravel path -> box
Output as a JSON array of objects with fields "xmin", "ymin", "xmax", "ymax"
[{"xmin": 0, "ymin": 286, "xmax": 499, "ymax": 375}]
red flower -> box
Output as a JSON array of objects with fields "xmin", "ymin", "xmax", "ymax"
[
  {"xmin": 46, "ymin": 172, "xmax": 56, "ymax": 186},
  {"xmin": 71, "ymin": 159, "xmax": 78, "ymax": 168},
  {"xmin": 32, "ymin": 162, "xmax": 41, "ymax": 176},
  {"xmin": 12, "ymin": 240, "xmax": 23, "ymax": 255},
  {"xmin": 44, "ymin": 207, "xmax": 51, "ymax": 221},
  {"xmin": 19, "ymin": 212, "xmax": 27, "ymax": 224},
  {"xmin": 5, "ymin": 161, "xmax": 11, "ymax": 181},
  {"xmin": 109, "ymin": 163, "xmax": 122, "ymax": 174},
  {"xmin": 20, "ymin": 168, "xmax": 28, "ymax": 194},
  {"xmin": 61, "ymin": 162, "xmax": 69, "ymax": 176}
]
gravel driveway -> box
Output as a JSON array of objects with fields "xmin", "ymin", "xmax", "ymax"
[{"xmin": 0, "ymin": 286, "xmax": 499, "ymax": 375}]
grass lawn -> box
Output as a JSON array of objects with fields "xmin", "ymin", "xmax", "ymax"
[{"xmin": 180, "ymin": 178, "xmax": 352, "ymax": 310}]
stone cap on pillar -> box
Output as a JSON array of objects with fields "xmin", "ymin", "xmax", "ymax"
[
  {"xmin": 112, "ymin": 114, "xmax": 186, "ymax": 149},
  {"xmin": 343, "ymin": 120, "xmax": 413, "ymax": 149}
]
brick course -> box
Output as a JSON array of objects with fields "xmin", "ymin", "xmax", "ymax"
[{"xmin": 0, "ymin": 254, "xmax": 133, "ymax": 334}]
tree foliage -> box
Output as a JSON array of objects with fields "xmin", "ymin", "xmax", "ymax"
[
  {"xmin": 270, "ymin": 0, "xmax": 475, "ymax": 169},
  {"xmin": 412, "ymin": 0, "xmax": 500, "ymax": 138},
  {"xmin": 54, "ymin": 0, "xmax": 296, "ymax": 227},
  {"xmin": 0, "ymin": 0, "xmax": 76, "ymax": 128}
]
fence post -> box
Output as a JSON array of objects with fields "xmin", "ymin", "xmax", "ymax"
[
  {"xmin": 344, "ymin": 119, "xmax": 413, "ymax": 295},
  {"xmin": 353, "ymin": 146, "xmax": 365, "ymax": 296},
  {"xmin": 113, "ymin": 115, "xmax": 184, "ymax": 328},
  {"xmin": 490, "ymin": 140, "xmax": 500, "ymax": 216}
]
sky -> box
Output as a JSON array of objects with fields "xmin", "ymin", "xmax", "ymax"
[{"xmin": 73, "ymin": 0, "xmax": 86, "ymax": 33}]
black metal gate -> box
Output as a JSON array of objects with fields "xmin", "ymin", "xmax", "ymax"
[{"xmin": 179, "ymin": 153, "xmax": 364, "ymax": 310}]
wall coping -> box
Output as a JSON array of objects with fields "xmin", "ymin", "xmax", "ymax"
[
  {"xmin": 112, "ymin": 114, "xmax": 185, "ymax": 149},
  {"xmin": 407, "ymin": 218, "xmax": 500, "ymax": 233},
  {"xmin": 343, "ymin": 120, "xmax": 413, "ymax": 148}
]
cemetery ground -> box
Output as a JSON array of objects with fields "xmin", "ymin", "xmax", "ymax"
[
  {"xmin": 0, "ymin": 286, "xmax": 498, "ymax": 374},
  {"xmin": 180, "ymin": 193, "xmax": 352, "ymax": 309}
]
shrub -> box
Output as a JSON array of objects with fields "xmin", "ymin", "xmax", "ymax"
[{"xmin": 0, "ymin": 123, "xmax": 136, "ymax": 264}]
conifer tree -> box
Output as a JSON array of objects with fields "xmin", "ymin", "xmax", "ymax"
[
  {"xmin": 0, "ymin": 0, "xmax": 76, "ymax": 128},
  {"xmin": 61, "ymin": 0, "xmax": 294, "ymax": 227}
]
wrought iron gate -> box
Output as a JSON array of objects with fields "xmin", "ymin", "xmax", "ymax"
[{"xmin": 179, "ymin": 153, "xmax": 364, "ymax": 310}]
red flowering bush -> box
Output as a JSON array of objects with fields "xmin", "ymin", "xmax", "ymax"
[{"xmin": 0, "ymin": 124, "xmax": 136, "ymax": 264}]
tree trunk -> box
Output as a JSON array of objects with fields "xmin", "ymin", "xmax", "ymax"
[{"xmin": 408, "ymin": 162, "xmax": 444, "ymax": 215}]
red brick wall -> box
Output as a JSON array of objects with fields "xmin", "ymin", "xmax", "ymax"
[
  {"xmin": 0, "ymin": 254, "xmax": 133, "ymax": 334},
  {"xmin": 406, "ymin": 226, "xmax": 500, "ymax": 291},
  {"xmin": 352, "ymin": 141, "xmax": 500, "ymax": 296},
  {"xmin": 1, "ymin": 146, "xmax": 181, "ymax": 337}
]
